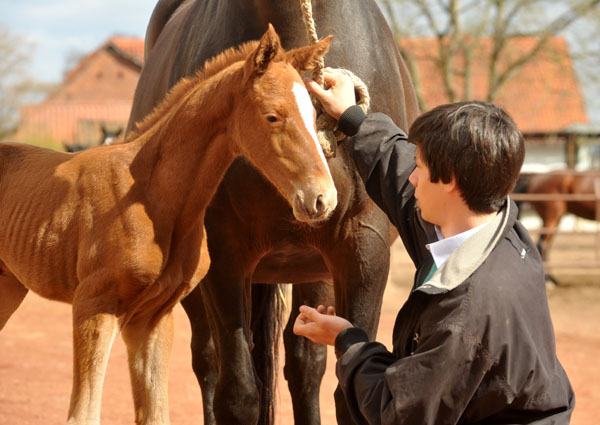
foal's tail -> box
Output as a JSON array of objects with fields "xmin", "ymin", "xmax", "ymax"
[
  {"xmin": 120, "ymin": 280, "xmax": 193, "ymax": 330},
  {"xmin": 251, "ymin": 283, "xmax": 286, "ymax": 425}
]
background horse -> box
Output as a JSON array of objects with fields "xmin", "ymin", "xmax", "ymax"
[
  {"xmin": 514, "ymin": 170, "xmax": 600, "ymax": 279},
  {"xmin": 63, "ymin": 125, "xmax": 124, "ymax": 152},
  {"xmin": 0, "ymin": 27, "xmax": 334, "ymax": 425},
  {"xmin": 127, "ymin": 1, "xmax": 419, "ymax": 424},
  {"xmin": 100, "ymin": 125, "xmax": 123, "ymax": 146}
]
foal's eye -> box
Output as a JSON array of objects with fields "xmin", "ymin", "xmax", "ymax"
[{"xmin": 266, "ymin": 114, "xmax": 279, "ymax": 123}]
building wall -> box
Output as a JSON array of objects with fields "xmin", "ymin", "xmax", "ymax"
[
  {"xmin": 18, "ymin": 102, "xmax": 133, "ymax": 148},
  {"xmin": 51, "ymin": 49, "xmax": 140, "ymax": 103},
  {"xmin": 522, "ymin": 138, "xmax": 600, "ymax": 172},
  {"xmin": 522, "ymin": 141, "xmax": 568, "ymax": 172}
]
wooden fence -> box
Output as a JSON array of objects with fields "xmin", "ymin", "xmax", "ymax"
[{"xmin": 511, "ymin": 175, "xmax": 600, "ymax": 271}]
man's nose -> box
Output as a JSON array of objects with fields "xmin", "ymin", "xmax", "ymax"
[{"xmin": 408, "ymin": 169, "xmax": 417, "ymax": 186}]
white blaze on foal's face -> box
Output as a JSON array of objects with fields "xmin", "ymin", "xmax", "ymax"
[{"xmin": 292, "ymin": 82, "xmax": 330, "ymax": 173}]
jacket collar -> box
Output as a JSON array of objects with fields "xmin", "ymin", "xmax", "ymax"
[{"xmin": 415, "ymin": 197, "xmax": 514, "ymax": 294}]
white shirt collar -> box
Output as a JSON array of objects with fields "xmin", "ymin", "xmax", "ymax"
[
  {"xmin": 426, "ymin": 222, "xmax": 489, "ymax": 268},
  {"xmin": 416, "ymin": 202, "xmax": 511, "ymax": 294}
]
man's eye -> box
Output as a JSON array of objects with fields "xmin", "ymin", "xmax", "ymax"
[{"xmin": 266, "ymin": 114, "xmax": 279, "ymax": 123}]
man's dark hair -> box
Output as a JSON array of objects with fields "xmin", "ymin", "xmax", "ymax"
[{"xmin": 409, "ymin": 101, "xmax": 524, "ymax": 214}]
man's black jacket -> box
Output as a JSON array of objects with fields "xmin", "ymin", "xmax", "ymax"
[{"xmin": 334, "ymin": 110, "xmax": 575, "ymax": 425}]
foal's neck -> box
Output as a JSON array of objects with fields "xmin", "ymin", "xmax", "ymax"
[{"xmin": 129, "ymin": 65, "xmax": 243, "ymax": 230}]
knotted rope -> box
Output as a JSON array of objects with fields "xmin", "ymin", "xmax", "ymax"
[{"xmin": 298, "ymin": 0, "xmax": 371, "ymax": 158}]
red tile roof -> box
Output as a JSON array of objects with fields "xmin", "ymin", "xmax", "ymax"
[
  {"xmin": 109, "ymin": 36, "xmax": 145, "ymax": 63},
  {"xmin": 399, "ymin": 36, "xmax": 588, "ymax": 133},
  {"xmin": 63, "ymin": 36, "xmax": 144, "ymax": 84}
]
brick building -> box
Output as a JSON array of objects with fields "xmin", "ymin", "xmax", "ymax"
[{"xmin": 16, "ymin": 36, "xmax": 144, "ymax": 150}]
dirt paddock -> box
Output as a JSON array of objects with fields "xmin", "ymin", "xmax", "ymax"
[{"xmin": 1, "ymin": 234, "xmax": 599, "ymax": 424}]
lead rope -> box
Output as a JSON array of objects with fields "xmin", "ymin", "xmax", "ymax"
[{"xmin": 298, "ymin": 0, "xmax": 371, "ymax": 159}]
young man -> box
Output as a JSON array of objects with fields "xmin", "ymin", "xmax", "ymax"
[{"xmin": 294, "ymin": 69, "xmax": 574, "ymax": 424}]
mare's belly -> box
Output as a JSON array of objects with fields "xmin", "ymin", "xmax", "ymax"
[{"xmin": 251, "ymin": 246, "xmax": 331, "ymax": 284}]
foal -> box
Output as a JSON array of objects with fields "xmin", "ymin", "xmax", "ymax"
[{"xmin": 0, "ymin": 25, "xmax": 335, "ymax": 425}]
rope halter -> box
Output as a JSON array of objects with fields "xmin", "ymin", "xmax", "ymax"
[{"xmin": 298, "ymin": 0, "xmax": 370, "ymax": 159}]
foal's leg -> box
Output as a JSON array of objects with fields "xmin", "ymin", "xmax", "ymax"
[
  {"xmin": 0, "ymin": 274, "xmax": 28, "ymax": 330},
  {"xmin": 180, "ymin": 285, "xmax": 217, "ymax": 425},
  {"xmin": 68, "ymin": 287, "xmax": 119, "ymax": 425},
  {"xmin": 283, "ymin": 281, "xmax": 331, "ymax": 425},
  {"xmin": 122, "ymin": 311, "xmax": 174, "ymax": 425}
]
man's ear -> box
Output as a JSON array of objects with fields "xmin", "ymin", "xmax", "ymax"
[
  {"xmin": 444, "ymin": 175, "xmax": 459, "ymax": 193},
  {"xmin": 243, "ymin": 23, "xmax": 282, "ymax": 82},
  {"xmin": 285, "ymin": 35, "xmax": 333, "ymax": 75}
]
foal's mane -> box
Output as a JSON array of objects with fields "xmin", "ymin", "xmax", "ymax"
[{"xmin": 125, "ymin": 40, "xmax": 262, "ymax": 142}]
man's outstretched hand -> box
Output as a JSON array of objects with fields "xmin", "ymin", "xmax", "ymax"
[{"xmin": 293, "ymin": 304, "xmax": 353, "ymax": 346}]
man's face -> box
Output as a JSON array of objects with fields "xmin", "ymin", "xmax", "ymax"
[{"xmin": 408, "ymin": 146, "xmax": 450, "ymax": 226}]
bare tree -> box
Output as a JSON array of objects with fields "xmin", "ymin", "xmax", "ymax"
[
  {"xmin": 0, "ymin": 26, "xmax": 52, "ymax": 140},
  {"xmin": 567, "ymin": 6, "xmax": 600, "ymax": 122},
  {"xmin": 378, "ymin": 0, "xmax": 600, "ymax": 113}
]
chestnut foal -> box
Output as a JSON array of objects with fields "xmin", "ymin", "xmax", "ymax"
[{"xmin": 0, "ymin": 25, "xmax": 335, "ymax": 425}]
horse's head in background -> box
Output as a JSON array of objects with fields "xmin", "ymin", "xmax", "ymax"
[
  {"xmin": 230, "ymin": 24, "xmax": 337, "ymax": 223},
  {"xmin": 101, "ymin": 125, "xmax": 123, "ymax": 146}
]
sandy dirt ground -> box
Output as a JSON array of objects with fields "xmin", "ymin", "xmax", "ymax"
[{"xmin": 1, "ymin": 233, "xmax": 599, "ymax": 425}]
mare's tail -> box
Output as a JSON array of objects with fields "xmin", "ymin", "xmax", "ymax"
[{"xmin": 251, "ymin": 283, "xmax": 286, "ymax": 425}]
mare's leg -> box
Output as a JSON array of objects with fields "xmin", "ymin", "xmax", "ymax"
[
  {"xmin": 68, "ymin": 285, "xmax": 119, "ymax": 425},
  {"xmin": 250, "ymin": 283, "xmax": 286, "ymax": 425},
  {"xmin": 180, "ymin": 285, "xmax": 217, "ymax": 425},
  {"xmin": 0, "ymin": 273, "xmax": 28, "ymax": 330},
  {"xmin": 324, "ymin": 218, "xmax": 391, "ymax": 425},
  {"xmin": 201, "ymin": 268, "xmax": 259, "ymax": 425},
  {"xmin": 283, "ymin": 282, "xmax": 331, "ymax": 425},
  {"xmin": 122, "ymin": 311, "xmax": 174, "ymax": 425}
]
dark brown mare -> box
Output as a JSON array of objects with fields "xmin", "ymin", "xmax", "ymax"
[
  {"xmin": 127, "ymin": 1, "xmax": 419, "ymax": 424},
  {"xmin": 0, "ymin": 26, "xmax": 335, "ymax": 425},
  {"xmin": 514, "ymin": 170, "xmax": 600, "ymax": 269}
]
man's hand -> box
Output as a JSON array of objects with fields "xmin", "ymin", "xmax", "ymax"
[
  {"xmin": 304, "ymin": 68, "xmax": 357, "ymax": 120},
  {"xmin": 293, "ymin": 304, "xmax": 353, "ymax": 346}
]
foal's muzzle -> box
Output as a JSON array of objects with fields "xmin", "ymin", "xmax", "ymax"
[{"xmin": 292, "ymin": 186, "xmax": 337, "ymax": 223}]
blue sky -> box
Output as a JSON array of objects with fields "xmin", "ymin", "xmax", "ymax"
[{"xmin": 1, "ymin": 0, "xmax": 155, "ymax": 82}]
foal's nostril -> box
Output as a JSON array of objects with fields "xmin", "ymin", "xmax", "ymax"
[
  {"xmin": 293, "ymin": 192, "xmax": 332, "ymax": 221},
  {"xmin": 315, "ymin": 194, "xmax": 325, "ymax": 216}
]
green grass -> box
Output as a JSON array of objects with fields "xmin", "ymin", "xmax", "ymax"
[{"xmin": 14, "ymin": 136, "xmax": 66, "ymax": 152}]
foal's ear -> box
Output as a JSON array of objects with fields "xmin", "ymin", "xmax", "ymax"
[
  {"xmin": 285, "ymin": 35, "xmax": 333, "ymax": 75},
  {"xmin": 245, "ymin": 23, "xmax": 281, "ymax": 80}
]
